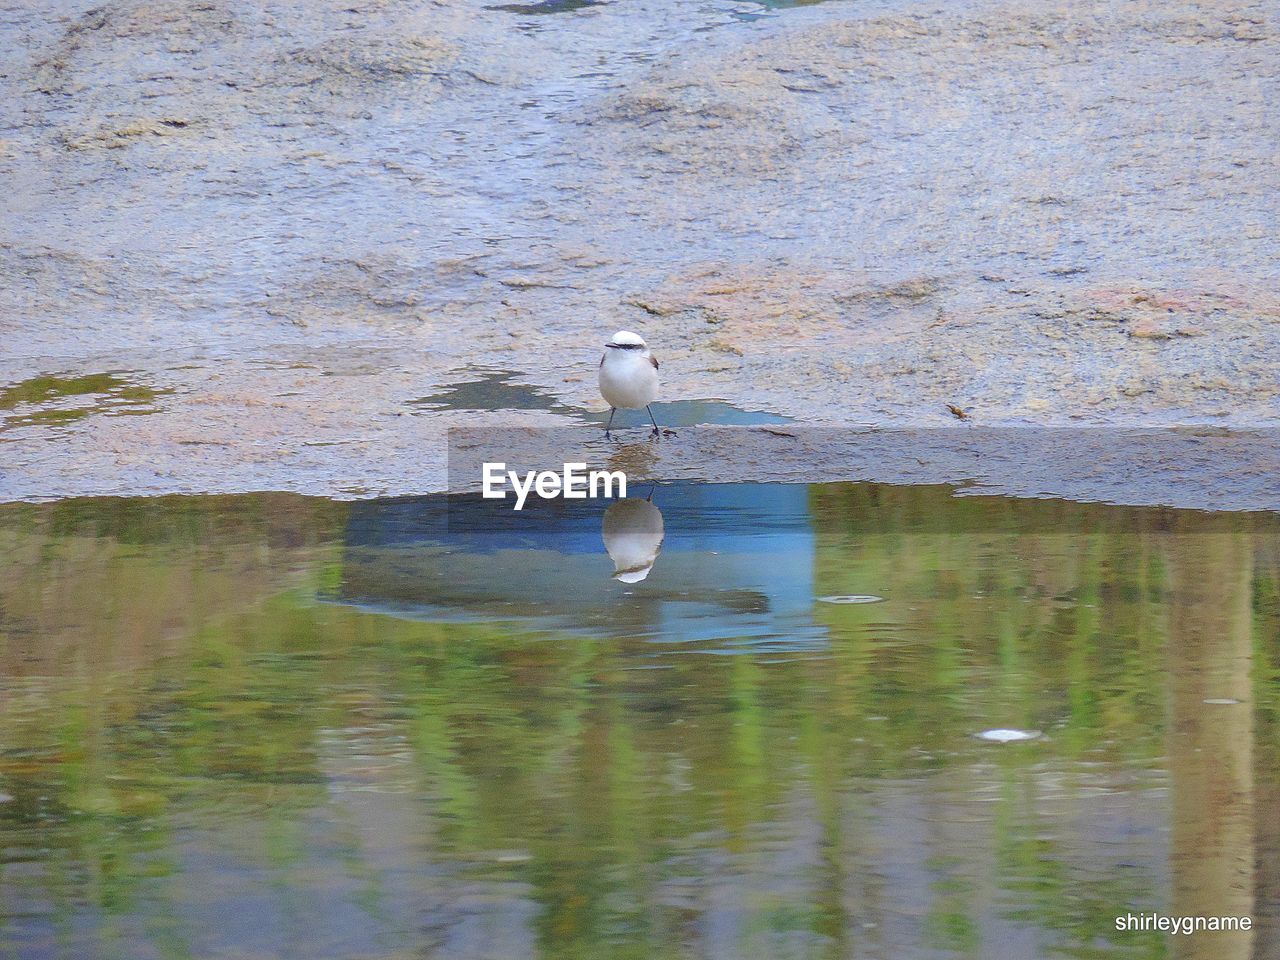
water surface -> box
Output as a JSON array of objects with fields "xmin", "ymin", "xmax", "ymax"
[
  {"xmin": 0, "ymin": 485, "xmax": 1277, "ymax": 959},
  {"xmin": 411, "ymin": 369, "xmax": 791, "ymax": 427}
]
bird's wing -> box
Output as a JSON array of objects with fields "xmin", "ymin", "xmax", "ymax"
[
  {"xmin": 650, "ymin": 355, "xmax": 659, "ymax": 370},
  {"xmin": 600, "ymin": 353, "xmax": 606, "ymax": 367}
]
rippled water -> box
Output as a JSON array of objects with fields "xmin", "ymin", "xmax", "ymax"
[{"xmin": 1, "ymin": 484, "xmax": 1277, "ymax": 958}]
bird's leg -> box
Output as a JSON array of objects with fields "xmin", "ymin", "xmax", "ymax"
[
  {"xmin": 605, "ymin": 407, "xmax": 616, "ymax": 440},
  {"xmin": 646, "ymin": 405, "xmax": 661, "ymax": 439}
]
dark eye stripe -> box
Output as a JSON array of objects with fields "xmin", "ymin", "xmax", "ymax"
[{"xmin": 606, "ymin": 342, "xmax": 644, "ymax": 350}]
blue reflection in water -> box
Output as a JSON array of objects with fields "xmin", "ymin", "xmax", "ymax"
[{"xmin": 336, "ymin": 483, "xmax": 825, "ymax": 652}]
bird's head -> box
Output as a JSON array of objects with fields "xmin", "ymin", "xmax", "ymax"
[{"xmin": 605, "ymin": 330, "xmax": 647, "ymax": 352}]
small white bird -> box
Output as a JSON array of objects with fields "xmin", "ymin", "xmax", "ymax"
[{"xmin": 598, "ymin": 330, "xmax": 664, "ymax": 439}]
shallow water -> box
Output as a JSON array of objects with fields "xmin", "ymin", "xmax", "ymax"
[
  {"xmin": 0, "ymin": 373, "xmax": 168, "ymax": 431},
  {"xmin": 412, "ymin": 369, "xmax": 791, "ymax": 427},
  {"xmin": 1, "ymin": 484, "xmax": 1277, "ymax": 958},
  {"xmin": 488, "ymin": 0, "xmax": 607, "ymax": 13}
]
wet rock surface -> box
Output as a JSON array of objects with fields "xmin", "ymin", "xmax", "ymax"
[
  {"xmin": 448, "ymin": 426, "xmax": 1280, "ymax": 513},
  {"xmin": 1, "ymin": 0, "xmax": 1276, "ymax": 502}
]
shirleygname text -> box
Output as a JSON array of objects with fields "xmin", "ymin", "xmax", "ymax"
[{"xmin": 1115, "ymin": 913, "xmax": 1251, "ymax": 935}]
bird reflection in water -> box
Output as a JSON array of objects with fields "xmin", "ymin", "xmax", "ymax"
[{"xmin": 602, "ymin": 493, "xmax": 664, "ymax": 583}]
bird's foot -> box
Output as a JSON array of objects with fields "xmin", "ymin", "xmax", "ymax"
[
  {"xmin": 649, "ymin": 427, "xmax": 660, "ymax": 440},
  {"xmin": 604, "ymin": 430, "xmax": 613, "ymax": 441}
]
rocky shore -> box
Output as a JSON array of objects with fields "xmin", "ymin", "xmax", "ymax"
[{"xmin": 2, "ymin": 0, "xmax": 1276, "ymax": 502}]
